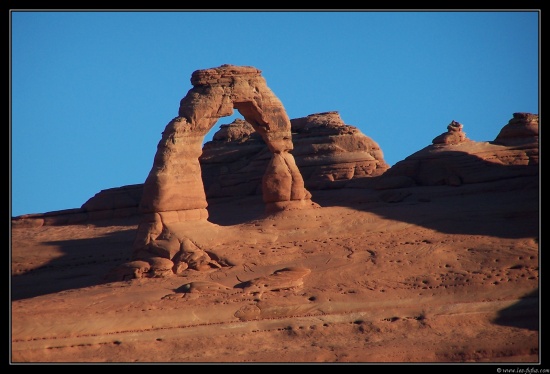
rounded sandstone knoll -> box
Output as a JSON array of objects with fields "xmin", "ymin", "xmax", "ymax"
[
  {"xmin": 212, "ymin": 118, "xmax": 259, "ymax": 142},
  {"xmin": 365, "ymin": 113, "xmax": 539, "ymax": 188},
  {"xmin": 200, "ymin": 111, "xmax": 390, "ymax": 197},
  {"xmin": 291, "ymin": 111, "xmax": 390, "ymax": 187},
  {"xmin": 494, "ymin": 112, "xmax": 539, "ymax": 147}
]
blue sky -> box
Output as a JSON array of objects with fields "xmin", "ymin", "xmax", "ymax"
[{"xmin": 10, "ymin": 10, "xmax": 539, "ymax": 217}]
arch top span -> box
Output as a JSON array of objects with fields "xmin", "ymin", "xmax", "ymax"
[{"xmin": 178, "ymin": 64, "xmax": 293, "ymax": 153}]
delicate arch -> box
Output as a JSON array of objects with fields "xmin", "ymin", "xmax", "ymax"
[{"xmin": 132, "ymin": 65, "xmax": 317, "ymax": 263}]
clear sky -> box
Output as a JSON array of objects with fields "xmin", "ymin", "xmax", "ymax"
[{"xmin": 10, "ymin": 10, "xmax": 539, "ymax": 217}]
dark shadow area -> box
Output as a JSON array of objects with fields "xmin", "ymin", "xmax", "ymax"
[
  {"xmin": 200, "ymin": 148, "xmax": 538, "ymax": 239},
  {"xmin": 310, "ymin": 150, "xmax": 539, "ymax": 240},
  {"xmin": 80, "ymin": 215, "xmax": 142, "ymax": 228},
  {"xmin": 173, "ymin": 283, "xmax": 192, "ymax": 294},
  {"xmin": 11, "ymin": 210, "xmax": 143, "ymax": 229},
  {"xmin": 11, "ymin": 228, "xmax": 136, "ymax": 301},
  {"xmin": 206, "ymin": 195, "xmax": 266, "ymax": 226},
  {"xmin": 199, "ymin": 118, "xmax": 268, "ymax": 226},
  {"xmin": 493, "ymin": 288, "xmax": 539, "ymax": 331}
]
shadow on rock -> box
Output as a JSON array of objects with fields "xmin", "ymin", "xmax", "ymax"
[
  {"xmin": 11, "ymin": 228, "xmax": 136, "ymax": 301},
  {"xmin": 493, "ymin": 288, "xmax": 539, "ymax": 331},
  {"xmin": 314, "ymin": 150, "xmax": 539, "ymax": 240}
]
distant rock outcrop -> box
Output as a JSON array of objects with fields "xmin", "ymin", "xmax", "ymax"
[
  {"xmin": 289, "ymin": 112, "xmax": 390, "ymax": 187},
  {"xmin": 494, "ymin": 112, "xmax": 539, "ymax": 148},
  {"xmin": 432, "ymin": 120, "xmax": 470, "ymax": 145},
  {"xmin": 348, "ymin": 113, "xmax": 539, "ymax": 189},
  {"xmin": 200, "ymin": 111, "xmax": 390, "ymax": 197}
]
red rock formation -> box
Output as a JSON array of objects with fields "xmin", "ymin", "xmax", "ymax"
[
  {"xmin": 432, "ymin": 120, "xmax": 470, "ymax": 145},
  {"xmin": 133, "ymin": 64, "xmax": 318, "ymax": 273},
  {"xmin": 140, "ymin": 64, "xmax": 314, "ymax": 216},
  {"xmin": 11, "ymin": 111, "xmax": 539, "ymax": 232},
  {"xmin": 494, "ymin": 112, "xmax": 539, "ymax": 148},
  {"xmin": 200, "ymin": 119, "xmax": 267, "ymax": 197},
  {"xmin": 358, "ymin": 113, "xmax": 539, "ymax": 189},
  {"xmin": 290, "ymin": 111, "xmax": 389, "ymax": 188},
  {"xmin": 200, "ymin": 111, "xmax": 390, "ymax": 197}
]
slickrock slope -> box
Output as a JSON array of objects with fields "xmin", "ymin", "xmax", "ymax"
[
  {"xmin": 11, "ymin": 112, "xmax": 540, "ymax": 364},
  {"xmin": 10, "ymin": 65, "xmax": 540, "ymax": 364},
  {"xmin": 10, "ymin": 175, "xmax": 540, "ymax": 363}
]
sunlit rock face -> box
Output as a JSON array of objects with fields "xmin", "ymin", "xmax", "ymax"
[
  {"xmin": 132, "ymin": 64, "xmax": 318, "ymax": 274},
  {"xmin": 140, "ymin": 64, "xmax": 314, "ymax": 216}
]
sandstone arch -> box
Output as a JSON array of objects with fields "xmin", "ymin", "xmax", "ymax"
[
  {"xmin": 131, "ymin": 65, "xmax": 318, "ymax": 272},
  {"xmin": 139, "ymin": 64, "xmax": 315, "ymax": 216}
]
